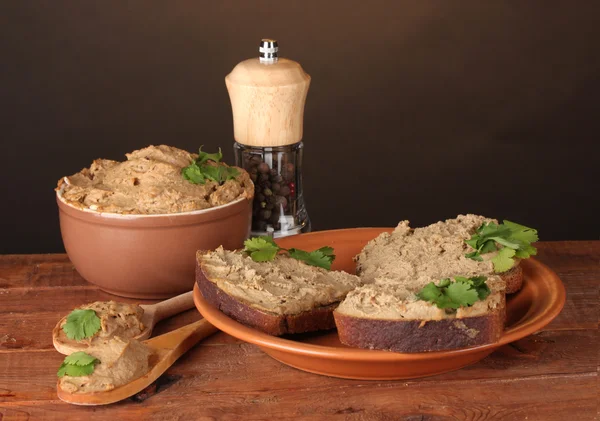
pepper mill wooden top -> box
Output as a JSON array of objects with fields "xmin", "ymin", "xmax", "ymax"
[{"xmin": 225, "ymin": 56, "xmax": 311, "ymax": 147}]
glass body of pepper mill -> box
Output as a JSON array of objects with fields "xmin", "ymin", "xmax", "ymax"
[{"xmin": 226, "ymin": 39, "xmax": 311, "ymax": 238}]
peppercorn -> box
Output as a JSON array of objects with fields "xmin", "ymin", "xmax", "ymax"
[
  {"xmin": 274, "ymin": 195, "xmax": 288, "ymax": 209},
  {"xmin": 279, "ymin": 185, "xmax": 290, "ymax": 196},
  {"xmin": 260, "ymin": 209, "xmax": 272, "ymax": 220},
  {"xmin": 250, "ymin": 155, "xmax": 263, "ymax": 166},
  {"xmin": 258, "ymin": 162, "xmax": 270, "ymax": 174},
  {"xmin": 237, "ymin": 149, "xmax": 301, "ymax": 233}
]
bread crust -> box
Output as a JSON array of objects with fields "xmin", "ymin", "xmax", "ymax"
[
  {"xmin": 500, "ymin": 263, "xmax": 523, "ymax": 294},
  {"xmin": 334, "ymin": 303, "xmax": 505, "ymax": 353},
  {"xmin": 196, "ymin": 259, "xmax": 339, "ymax": 336}
]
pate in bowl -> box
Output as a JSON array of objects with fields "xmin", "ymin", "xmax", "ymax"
[{"xmin": 56, "ymin": 145, "xmax": 253, "ymax": 299}]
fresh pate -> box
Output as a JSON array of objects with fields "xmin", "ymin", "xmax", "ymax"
[
  {"xmin": 57, "ymin": 145, "xmax": 253, "ymax": 214},
  {"xmin": 58, "ymin": 337, "xmax": 152, "ymax": 393},
  {"xmin": 56, "ymin": 301, "xmax": 145, "ymax": 349},
  {"xmin": 199, "ymin": 246, "xmax": 362, "ymax": 315}
]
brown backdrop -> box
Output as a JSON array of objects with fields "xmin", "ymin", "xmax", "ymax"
[{"xmin": 1, "ymin": 1, "xmax": 598, "ymax": 253}]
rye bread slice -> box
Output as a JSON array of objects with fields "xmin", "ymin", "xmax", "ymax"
[
  {"xmin": 333, "ymin": 279, "xmax": 506, "ymax": 352},
  {"xmin": 355, "ymin": 214, "xmax": 525, "ymax": 294},
  {"xmin": 334, "ymin": 305, "xmax": 505, "ymax": 353},
  {"xmin": 501, "ymin": 265, "xmax": 523, "ymax": 294},
  {"xmin": 334, "ymin": 214, "xmax": 514, "ymax": 352},
  {"xmin": 196, "ymin": 248, "xmax": 361, "ymax": 336}
]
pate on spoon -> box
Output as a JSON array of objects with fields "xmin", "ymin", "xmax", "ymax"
[
  {"xmin": 53, "ymin": 291, "xmax": 195, "ymax": 355},
  {"xmin": 56, "ymin": 317, "xmax": 218, "ymax": 405}
]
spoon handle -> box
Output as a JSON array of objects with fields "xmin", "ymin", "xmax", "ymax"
[
  {"xmin": 144, "ymin": 318, "xmax": 219, "ymax": 353},
  {"xmin": 149, "ymin": 291, "xmax": 195, "ymax": 322}
]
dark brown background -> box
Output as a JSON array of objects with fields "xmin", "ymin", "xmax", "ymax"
[{"xmin": 1, "ymin": 1, "xmax": 598, "ymax": 254}]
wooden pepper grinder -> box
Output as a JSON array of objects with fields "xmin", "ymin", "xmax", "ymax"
[{"xmin": 227, "ymin": 39, "xmax": 311, "ymax": 237}]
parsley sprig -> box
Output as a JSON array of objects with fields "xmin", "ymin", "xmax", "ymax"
[
  {"xmin": 182, "ymin": 146, "xmax": 239, "ymax": 185},
  {"xmin": 465, "ymin": 220, "xmax": 538, "ymax": 273},
  {"xmin": 57, "ymin": 351, "xmax": 99, "ymax": 377},
  {"xmin": 416, "ymin": 276, "xmax": 491, "ymax": 310},
  {"xmin": 62, "ymin": 309, "xmax": 101, "ymax": 341},
  {"xmin": 243, "ymin": 236, "xmax": 336, "ymax": 270}
]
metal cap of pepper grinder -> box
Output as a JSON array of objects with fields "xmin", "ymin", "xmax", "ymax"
[{"xmin": 259, "ymin": 39, "xmax": 278, "ymax": 63}]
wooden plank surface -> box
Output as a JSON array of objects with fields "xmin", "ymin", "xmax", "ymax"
[{"xmin": 0, "ymin": 241, "xmax": 598, "ymax": 421}]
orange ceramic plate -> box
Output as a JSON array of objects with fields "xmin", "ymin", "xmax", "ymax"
[{"xmin": 193, "ymin": 228, "xmax": 566, "ymax": 380}]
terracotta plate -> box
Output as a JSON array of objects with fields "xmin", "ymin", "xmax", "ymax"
[{"xmin": 193, "ymin": 228, "xmax": 566, "ymax": 380}]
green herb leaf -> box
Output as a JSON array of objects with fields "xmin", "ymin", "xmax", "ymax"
[
  {"xmin": 479, "ymin": 240, "xmax": 497, "ymax": 254},
  {"xmin": 243, "ymin": 236, "xmax": 280, "ymax": 261},
  {"xmin": 464, "ymin": 238, "xmax": 479, "ymax": 249},
  {"xmin": 489, "ymin": 236, "xmax": 522, "ymax": 250},
  {"xmin": 316, "ymin": 246, "xmax": 335, "ymax": 258},
  {"xmin": 465, "ymin": 251, "xmax": 483, "ymax": 261},
  {"xmin": 201, "ymin": 164, "xmax": 240, "ymax": 184},
  {"xmin": 62, "ymin": 309, "xmax": 101, "ymax": 341},
  {"xmin": 249, "ymin": 247, "xmax": 280, "ymax": 262},
  {"xmin": 200, "ymin": 164, "xmax": 223, "ymax": 183},
  {"xmin": 438, "ymin": 278, "xmax": 451, "ymax": 288},
  {"xmin": 503, "ymin": 220, "xmax": 539, "ymax": 244},
  {"xmin": 64, "ymin": 351, "xmax": 98, "ymax": 366},
  {"xmin": 288, "ymin": 248, "xmax": 335, "ymax": 270},
  {"xmin": 243, "ymin": 237, "xmax": 335, "ymax": 270},
  {"xmin": 416, "ymin": 282, "xmax": 443, "ymax": 302},
  {"xmin": 57, "ymin": 352, "xmax": 98, "ymax": 378},
  {"xmin": 464, "ymin": 220, "xmax": 538, "ymax": 273},
  {"xmin": 469, "ymin": 275, "xmax": 488, "ymax": 287},
  {"xmin": 197, "ymin": 146, "xmax": 223, "ymax": 165},
  {"xmin": 514, "ymin": 244, "xmax": 537, "ymax": 259},
  {"xmin": 182, "ymin": 147, "xmax": 239, "ymax": 186},
  {"xmin": 476, "ymin": 283, "xmax": 491, "ymax": 300},
  {"xmin": 416, "ymin": 276, "xmax": 491, "ymax": 310},
  {"xmin": 222, "ymin": 166, "xmax": 240, "ymax": 182},
  {"xmin": 446, "ymin": 282, "xmax": 479, "ymax": 307},
  {"xmin": 492, "ymin": 247, "xmax": 516, "ymax": 273},
  {"xmin": 181, "ymin": 163, "xmax": 206, "ymax": 184},
  {"xmin": 244, "ymin": 236, "xmax": 278, "ymax": 250}
]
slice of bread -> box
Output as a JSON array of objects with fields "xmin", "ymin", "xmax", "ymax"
[
  {"xmin": 334, "ymin": 277, "xmax": 506, "ymax": 352},
  {"xmin": 334, "ymin": 214, "xmax": 517, "ymax": 352},
  {"xmin": 196, "ymin": 247, "xmax": 362, "ymax": 336},
  {"xmin": 355, "ymin": 214, "xmax": 523, "ymax": 293},
  {"xmin": 197, "ymin": 214, "xmax": 525, "ymax": 352}
]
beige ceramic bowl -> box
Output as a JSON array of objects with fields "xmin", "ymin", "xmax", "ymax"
[{"xmin": 56, "ymin": 189, "xmax": 252, "ymax": 299}]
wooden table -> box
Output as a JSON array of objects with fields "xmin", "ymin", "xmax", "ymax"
[{"xmin": 0, "ymin": 241, "xmax": 598, "ymax": 421}]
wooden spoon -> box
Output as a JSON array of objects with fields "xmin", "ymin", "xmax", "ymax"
[
  {"xmin": 57, "ymin": 317, "xmax": 218, "ymax": 405},
  {"xmin": 53, "ymin": 291, "xmax": 195, "ymax": 355}
]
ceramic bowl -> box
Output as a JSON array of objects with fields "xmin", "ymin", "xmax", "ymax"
[{"xmin": 56, "ymin": 190, "xmax": 252, "ymax": 299}]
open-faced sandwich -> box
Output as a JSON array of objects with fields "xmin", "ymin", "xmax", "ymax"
[
  {"xmin": 197, "ymin": 243, "xmax": 361, "ymax": 335},
  {"xmin": 196, "ymin": 214, "xmax": 538, "ymax": 352}
]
